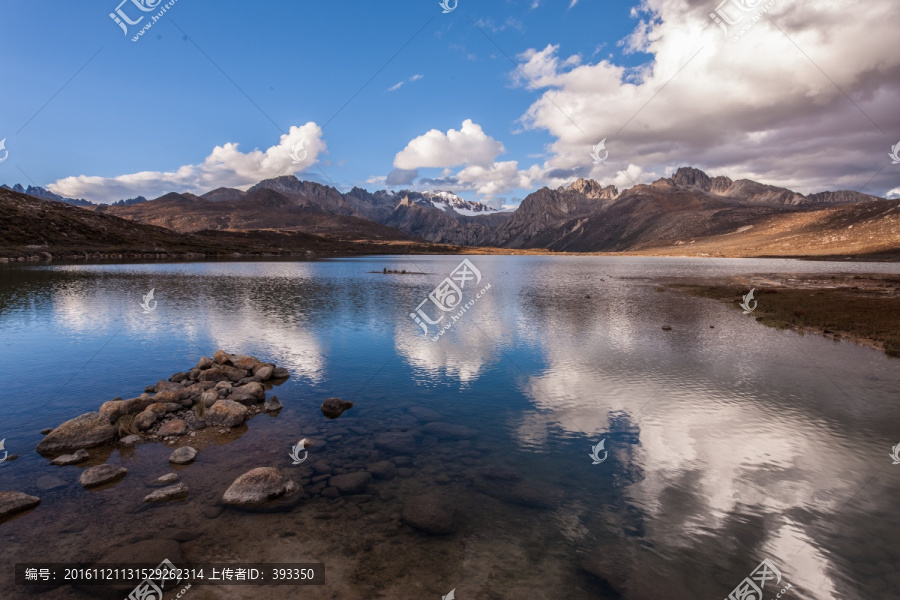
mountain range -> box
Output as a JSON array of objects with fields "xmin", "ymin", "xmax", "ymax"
[{"xmin": 2, "ymin": 167, "xmax": 897, "ymax": 258}]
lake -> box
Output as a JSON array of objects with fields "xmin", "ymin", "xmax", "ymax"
[{"xmin": 1, "ymin": 255, "xmax": 899, "ymax": 600}]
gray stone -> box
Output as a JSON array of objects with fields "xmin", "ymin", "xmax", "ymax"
[
  {"xmin": 321, "ymin": 397, "xmax": 354, "ymax": 419},
  {"xmin": 199, "ymin": 366, "xmax": 247, "ymax": 383},
  {"xmin": 157, "ymin": 473, "xmax": 179, "ymax": 484},
  {"xmin": 169, "ymin": 446, "xmax": 197, "ymax": 465},
  {"xmin": 0, "ymin": 492, "xmax": 41, "ymax": 521},
  {"xmin": 272, "ymin": 367, "xmax": 290, "ymax": 379},
  {"xmin": 223, "ymin": 467, "xmax": 299, "ymax": 506},
  {"xmin": 144, "ymin": 483, "xmax": 189, "ymax": 503},
  {"xmin": 134, "ymin": 410, "xmax": 160, "ymax": 432},
  {"xmin": 36, "ymin": 412, "xmax": 117, "ymax": 455},
  {"xmin": 402, "ymin": 493, "xmax": 456, "ymax": 534},
  {"xmin": 264, "ymin": 395, "xmax": 283, "ymax": 411},
  {"xmin": 119, "ymin": 434, "xmax": 142, "ymax": 446},
  {"xmin": 229, "ymin": 382, "xmax": 265, "ymax": 405},
  {"xmin": 50, "ymin": 449, "xmax": 89, "ymax": 466},
  {"xmin": 255, "ymin": 365, "xmax": 274, "ymax": 381},
  {"xmin": 329, "ymin": 472, "xmax": 372, "ymax": 494},
  {"xmin": 79, "ymin": 464, "xmax": 128, "ymax": 488},
  {"xmin": 40, "ymin": 428, "xmax": 53, "ymax": 435},
  {"xmin": 158, "ymin": 420, "xmax": 188, "ymax": 437},
  {"xmin": 312, "ymin": 461, "xmax": 332, "ymax": 475},
  {"xmin": 201, "ymin": 390, "xmax": 219, "ymax": 408},
  {"xmin": 196, "ymin": 356, "xmax": 214, "ymax": 370}
]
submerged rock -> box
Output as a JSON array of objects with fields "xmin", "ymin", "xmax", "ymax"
[
  {"xmin": 35, "ymin": 475, "xmax": 67, "ymax": 491},
  {"xmin": 374, "ymin": 432, "xmax": 419, "ymax": 453},
  {"xmin": 79, "ymin": 464, "xmax": 128, "ymax": 488},
  {"xmin": 36, "ymin": 412, "xmax": 117, "ymax": 455},
  {"xmin": 169, "ymin": 446, "xmax": 197, "ymax": 465},
  {"xmin": 321, "ymin": 397, "xmax": 354, "ymax": 419},
  {"xmin": 144, "ymin": 483, "xmax": 189, "ymax": 503},
  {"xmin": 223, "ymin": 468, "xmax": 299, "ymax": 506},
  {"xmin": 0, "ymin": 492, "xmax": 41, "ymax": 521},
  {"xmin": 328, "ymin": 472, "xmax": 372, "ymax": 494},
  {"xmin": 119, "ymin": 434, "xmax": 142, "ymax": 446},
  {"xmin": 367, "ymin": 461, "xmax": 397, "ymax": 480},
  {"xmin": 401, "ymin": 493, "xmax": 457, "ymax": 534},
  {"xmin": 422, "ymin": 422, "xmax": 476, "ymax": 439},
  {"xmin": 50, "ymin": 449, "xmax": 89, "ymax": 466}
]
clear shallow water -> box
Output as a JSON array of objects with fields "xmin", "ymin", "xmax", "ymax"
[{"xmin": 0, "ymin": 256, "xmax": 899, "ymax": 600}]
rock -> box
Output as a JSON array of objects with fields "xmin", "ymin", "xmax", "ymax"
[
  {"xmin": 158, "ymin": 420, "xmax": 188, "ymax": 437},
  {"xmin": 152, "ymin": 390, "xmax": 182, "ymax": 405},
  {"xmin": 237, "ymin": 375, "xmax": 262, "ymax": 386},
  {"xmin": 79, "ymin": 464, "xmax": 128, "ymax": 488},
  {"xmin": 229, "ymin": 382, "xmax": 265, "ymax": 405},
  {"xmin": 264, "ymin": 395, "xmax": 283, "ymax": 411},
  {"xmin": 158, "ymin": 473, "xmax": 179, "ymax": 484},
  {"xmin": 206, "ymin": 400, "xmax": 248, "ymax": 427},
  {"xmin": 321, "ymin": 487, "xmax": 339, "ymax": 498},
  {"xmin": 230, "ymin": 354, "xmax": 260, "ymax": 371},
  {"xmin": 144, "ymin": 483, "xmax": 189, "ymax": 503},
  {"xmin": 213, "ymin": 349, "xmax": 233, "ymax": 365},
  {"xmin": 169, "ymin": 372, "xmax": 189, "ymax": 383},
  {"xmin": 188, "ymin": 368, "xmax": 202, "ymax": 380},
  {"xmin": 375, "ymin": 432, "xmax": 419, "ymax": 453},
  {"xmin": 119, "ymin": 434, "xmax": 142, "ymax": 446},
  {"xmin": 199, "ymin": 366, "xmax": 247, "ymax": 383},
  {"xmin": 255, "ymin": 366, "xmax": 274, "ymax": 381},
  {"xmin": 200, "ymin": 390, "xmax": 219, "ymax": 408},
  {"xmin": 50, "ymin": 449, "xmax": 89, "ymax": 466},
  {"xmin": 422, "ymin": 422, "xmax": 476, "ymax": 439},
  {"xmin": 35, "ymin": 475, "xmax": 67, "ymax": 491},
  {"xmin": 401, "ymin": 493, "xmax": 456, "ymax": 534},
  {"xmin": 155, "ymin": 380, "xmax": 184, "ymax": 392},
  {"xmin": 252, "ymin": 362, "xmax": 275, "ymax": 375},
  {"xmin": 321, "ymin": 397, "xmax": 354, "ymax": 419},
  {"xmin": 215, "ymin": 381, "xmax": 233, "ymax": 390},
  {"xmin": 329, "ymin": 472, "xmax": 372, "ymax": 494},
  {"xmin": 197, "ymin": 356, "xmax": 214, "ymax": 370},
  {"xmin": 367, "ymin": 461, "xmax": 397, "ymax": 480},
  {"xmin": 40, "ymin": 428, "xmax": 53, "ymax": 435},
  {"xmin": 223, "ymin": 467, "xmax": 299, "ymax": 506},
  {"xmin": 169, "ymin": 446, "xmax": 197, "ymax": 465},
  {"xmin": 472, "ymin": 473, "xmax": 557, "ymax": 509},
  {"xmin": 272, "ymin": 367, "xmax": 290, "ymax": 379},
  {"xmin": 312, "ymin": 461, "xmax": 332, "ymax": 475},
  {"xmin": 408, "ymin": 407, "xmax": 443, "ymax": 421},
  {"xmin": 134, "ymin": 410, "xmax": 160, "ymax": 432},
  {"xmin": 662, "ymin": 325, "xmax": 672, "ymax": 331},
  {"xmin": 36, "ymin": 412, "xmax": 117, "ymax": 455},
  {"xmin": 0, "ymin": 492, "xmax": 41, "ymax": 521}
]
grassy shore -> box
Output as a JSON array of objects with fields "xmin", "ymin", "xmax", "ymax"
[{"xmin": 667, "ymin": 273, "xmax": 900, "ymax": 358}]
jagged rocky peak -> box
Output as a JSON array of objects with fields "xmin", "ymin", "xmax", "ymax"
[
  {"xmin": 396, "ymin": 190, "xmax": 496, "ymax": 216},
  {"xmin": 565, "ymin": 178, "xmax": 618, "ymax": 200}
]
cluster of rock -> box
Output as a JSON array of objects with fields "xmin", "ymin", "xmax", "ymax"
[{"xmin": 36, "ymin": 350, "xmax": 288, "ymax": 458}]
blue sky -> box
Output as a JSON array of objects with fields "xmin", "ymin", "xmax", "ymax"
[{"xmin": 1, "ymin": 0, "xmax": 898, "ymax": 204}]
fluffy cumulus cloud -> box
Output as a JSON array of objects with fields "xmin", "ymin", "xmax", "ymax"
[
  {"xmin": 380, "ymin": 0, "xmax": 899, "ymax": 201},
  {"xmin": 49, "ymin": 123, "xmax": 326, "ymax": 204},
  {"xmin": 516, "ymin": 0, "xmax": 900, "ymax": 196}
]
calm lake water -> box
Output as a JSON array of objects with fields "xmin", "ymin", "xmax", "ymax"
[{"xmin": 1, "ymin": 256, "xmax": 899, "ymax": 600}]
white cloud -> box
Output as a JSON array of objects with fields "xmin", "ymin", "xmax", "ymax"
[
  {"xmin": 387, "ymin": 74, "xmax": 424, "ymax": 92},
  {"xmin": 49, "ymin": 123, "xmax": 326, "ymax": 204},
  {"xmin": 393, "ymin": 119, "xmax": 506, "ymax": 170}
]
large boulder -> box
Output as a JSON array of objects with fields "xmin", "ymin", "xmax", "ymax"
[
  {"xmin": 223, "ymin": 468, "xmax": 299, "ymax": 506},
  {"xmin": 199, "ymin": 366, "xmax": 247, "ymax": 383},
  {"xmin": 197, "ymin": 356, "xmax": 214, "ymax": 370},
  {"xmin": 0, "ymin": 492, "xmax": 41, "ymax": 522},
  {"xmin": 36, "ymin": 412, "xmax": 117, "ymax": 455},
  {"xmin": 321, "ymin": 397, "xmax": 354, "ymax": 419},
  {"xmin": 100, "ymin": 394, "xmax": 159, "ymax": 423},
  {"xmin": 79, "ymin": 464, "xmax": 128, "ymax": 488},
  {"xmin": 402, "ymin": 493, "xmax": 457, "ymax": 534},
  {"xmin": 328, "ymin": 472, "xmax": 372, "ymax": 494},
  {"xmin": 206, "ymin": 400, "xmax": 248, "ymax": 428},
  {"xmin": 213, "ymin": 349, "xmax": 233, "ymax": 365},
  {"xmin": 229, "ymin": 382, "xmax": 265, "ymax": 405}
]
